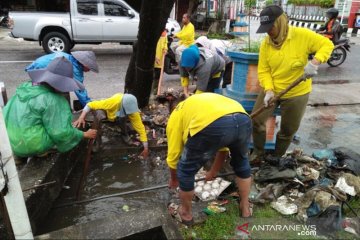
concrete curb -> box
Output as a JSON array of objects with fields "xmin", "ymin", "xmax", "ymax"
[
  {"xmin": 18, "ymin": 141, "xmax": 87, "ymax": 233},
  {"xmin": 35, "ymin": 204, "xmax": 183, "ymax": 239}
]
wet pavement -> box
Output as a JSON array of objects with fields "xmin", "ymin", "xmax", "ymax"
[{"xmin": 1, "ymin": 25, "xmax": 360, "ymax": 237}]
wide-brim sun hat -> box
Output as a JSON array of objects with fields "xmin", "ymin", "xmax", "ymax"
[
  {"xmin": 72, "ymin": 51, "xmax": 99, "ymax": 73},
  {"xmin": 118, "ymin": 94, "xmax": 140, "ymax": 117},
  {"xmin": 28, "ymin": 56, "xmax": 85, "ymax": 92},
  {"xmin": 256, "ymin": 5, "xmax": 284, "ymax": 34}
]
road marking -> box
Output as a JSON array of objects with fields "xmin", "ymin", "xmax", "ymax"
[{"xmin": 0, "ymin": 60, "xmax": 33, "ymax": 63}]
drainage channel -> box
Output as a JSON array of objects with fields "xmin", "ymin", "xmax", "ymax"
[{"xmin": 36, "ymin": 144, "xmax": 170, "ymax": 235}]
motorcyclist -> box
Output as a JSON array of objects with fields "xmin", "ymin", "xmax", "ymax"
[
  {"xmin": 317, "ymin": 8, "xmax": 342, "ymax": 43},
  {"xmin": 170, "ymin": 13, "xmax": 195, "ymax": 63}
]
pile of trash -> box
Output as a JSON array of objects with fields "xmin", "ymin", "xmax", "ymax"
[
  {"xmin": 116, "ymin": 89, "xmax": 184, "ymax": 147},
  {"xmin": 251, "ymin": 147, "xmax": 360, "ymax": 238}
]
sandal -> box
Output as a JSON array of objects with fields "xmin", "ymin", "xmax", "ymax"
[
  {"xmin": 239, "ymin": 202, "xmax": 253, "ymax": 219},
  {"xmin": 167, "ymin": 203, "xmax": 194, "ymax": 227}
]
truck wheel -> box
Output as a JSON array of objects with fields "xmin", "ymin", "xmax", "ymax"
[{"xmin": 42, "ymin": 32, "xmax": 70, "ymax": 53}]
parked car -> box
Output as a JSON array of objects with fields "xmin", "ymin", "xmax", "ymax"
[{"xmin": 8, "ymin": 0, "xmax": 180, "ymax": 53}]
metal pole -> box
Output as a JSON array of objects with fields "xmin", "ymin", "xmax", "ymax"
[{"xmin": 0, "ymin": 108, "xmax": 33, "ymax": 239}]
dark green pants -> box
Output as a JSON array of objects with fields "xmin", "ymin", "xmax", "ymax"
[{"xmin": 252, "ymin": 90, "xmax": 309, "ymax": 157}]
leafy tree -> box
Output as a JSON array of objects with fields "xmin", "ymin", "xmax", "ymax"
[
  {"xmin": 245, "ymin": 0, "xmax": 257, "ymax": 8},
  {"xmin": 287, "ymin": 0, "xmax": 334, "ymax": 7}
]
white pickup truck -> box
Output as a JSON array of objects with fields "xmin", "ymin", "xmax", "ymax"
[{"xmin": 9, "ymin": 0, "xmax": 180, "ymax": 53}]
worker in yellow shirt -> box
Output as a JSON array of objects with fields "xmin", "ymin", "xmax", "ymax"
[
  {"xmin": 251, "ymin": 5, "xmax": 334, "ymax": 163},
  {"xmin": 152, "ymin": 29, "xmax": 168, "ymax": 95},
  {"xmin": 180, "ymin": 45, "xmax": 224, "ymax": 97},
  {"xmin": 166, "ymin": 93, "xmax": 252, "ymax": 226},
  {"xmin": 171, "ymin": 13, "xmax": 195, "ymax": 63},
  {"xmin": 73, "ymin": 93, "xmax": 149, "ymax": 158}
]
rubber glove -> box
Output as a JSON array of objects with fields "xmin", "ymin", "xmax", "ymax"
[
  {"xmin": 304, "ymin": 61, "xmax": 318, "ymax": 77},
  {"xmin": 263, "ymin": 90, "xmax": 275, "ymax": 107}
]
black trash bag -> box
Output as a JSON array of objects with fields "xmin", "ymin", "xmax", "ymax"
[
  {"xmin": 254, "ymin": 165, "xmax": 297, "ymax": 182},
  {"xmin": 333, "ymin": 147, "xmax": 360, "ymax": 176},
  {"xmin": 279, "ymin": 156, "xmax": 298, "ymax": 170},
  {"xmin": 264, "ymin": 155, "xmax": 280, "ymax": 166},
  {"xmin": 307, "ymin": 205, "xmax": 342, "ymax": 237},
  {"xmin": 264, "ymin": 155, "xmax": 298, "ymax": 170}
]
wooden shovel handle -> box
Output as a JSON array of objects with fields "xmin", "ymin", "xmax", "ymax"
[
  {"xmin": 156, "ymin": 52, "xmax": 167, "ymax": 96},
  {"xmin": 250, "ymin": 75, "xmax": 308, "ymax": 119}
]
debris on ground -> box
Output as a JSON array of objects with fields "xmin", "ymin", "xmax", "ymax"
[
  {"xmin": 342, "ymin": 217, "xmax": 360, "ymax": 237},
  {"xmin": 194, "ymin": 168, "xmax": 231, "ymax": 201},
  {"xmin": 270, "ymin": 195, "xmax": 298, "ymax": 215}
]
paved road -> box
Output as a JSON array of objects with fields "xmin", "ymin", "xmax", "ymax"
[{"xmin": 1, "ymin": 26, "xmax": 360, "ymax": 100}]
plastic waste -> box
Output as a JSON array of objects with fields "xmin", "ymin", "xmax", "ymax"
[
  {"xmin": 307, "ymin": 205, "xmax": 342, "ymax": 236},
  {"xmin": 312, "ymin": 149, "xmax": 336, "ymax": 161},
  {"xmin": 270, "ymin": 195, "xmax": 298, "ymax": 215},
  {"xmin": 335, "ymin": 177, "xmax": 356, "ymax": 196},
  {"xmin": 342, "ymin": 217, "xmax": 360, "ymax": 237}
]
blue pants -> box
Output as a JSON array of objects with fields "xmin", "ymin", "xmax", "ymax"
[{"xmin": 177, "ymin": 113, "xmax": 252, "ymax": 191}]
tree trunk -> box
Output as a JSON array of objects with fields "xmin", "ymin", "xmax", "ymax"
[
  {"xmin": 188, "ymin": 0, "xmax": 200, "ymax": 15},
  {"xmin": 124, "ymin": 0, "xmax": 175, "ymax": 108},
  {"xmin": 124, "ymin": 41, "xmax": 137, "ymax": 93}
]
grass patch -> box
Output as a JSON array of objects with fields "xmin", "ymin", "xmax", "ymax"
[
  {"xmin": 207, "ymin": 33, "xmax": 235, "ymax": 40},
  {"xmin": 180, "ymin": 197, "xmax": 359, "ymax": 239}
]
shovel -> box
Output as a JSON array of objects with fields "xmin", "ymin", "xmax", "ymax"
[
  {"xmin": 250, "ymin": 74, "xmax": 308, "ymax": 119},
  {"xmin": 156, "ymin": 52, "xmax": 166, "ymax": 96}
]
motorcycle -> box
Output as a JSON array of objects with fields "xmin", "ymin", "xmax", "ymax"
[
  {"xmin": 309, "ymin": 37, "xmax": 350, "ymax": 67},
  {"xmin": 327, "ymin": 38, "xmax": 350, "ymax": 67},
  {"xmin": 163, "ymin": 28, "xmax": 179, "ymax": 75}
]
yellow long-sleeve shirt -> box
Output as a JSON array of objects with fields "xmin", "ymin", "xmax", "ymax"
[
  {"xmin": 154, "ymin": 33, "xmax": 168, "ymax": 69},
  {"xmin": 258, "ymin": 26, "xmax": 334, "ymax": 98},
  {"xmin": 166, "ymin": 93, "xmax": 247, "ymax": 169},
  {"xmin": 87, "ymin": 93, "xmax": 147, "ymax": 142},
  {"xmin": 175, "ymin": 22, "xmax": 195, "ymax": 47}
]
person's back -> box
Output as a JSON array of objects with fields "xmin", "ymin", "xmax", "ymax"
[
  {"xmin": 4, "ymin": 57, "xmax": 96, "ymax": 157},
  {"xmin": 4, "ymin": 81, "xmax": 83, "ymax": 157}
]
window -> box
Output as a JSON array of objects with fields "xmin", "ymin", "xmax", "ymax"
[
  {"xmin": 103, "ymin": 0, "xmax": 128, "ymax": 17},
  {"xmin": 77, "ymin": 0, "xmax": 98, "ymax": 15},
  {"xmin": 36, "ymin": 0, "xmax": 69, "ymax": 12}
]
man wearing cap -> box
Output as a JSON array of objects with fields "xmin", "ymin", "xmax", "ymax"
[
  {"xmin": 180, "ymin": 45, "xmax": 225, "ymax": 97},
  {"xmin": 3, "ymin": 57, "xmax": 97, "ymax": 158},
  {"xmin": 73, "ymin": 93, "xmax": 149, "ymax": 158},
  {"xmin": 171, "ymin": 13, "xmax": 195, "ymax": 63},
  {"xmin": 26, "ymin": 51, "xmax": 99, "ymax": 107},
  {"xmin": 251, "ymin": 5, "xmax": 334, "ymax": 163},
  {"xmin": 166, "ymin": 93, "xmax": 252, "ymax": 225}
]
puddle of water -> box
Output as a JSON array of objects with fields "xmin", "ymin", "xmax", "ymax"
[{"xmin": 37, "ymin": 133, "xmax": 170, "ymax": 235}]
